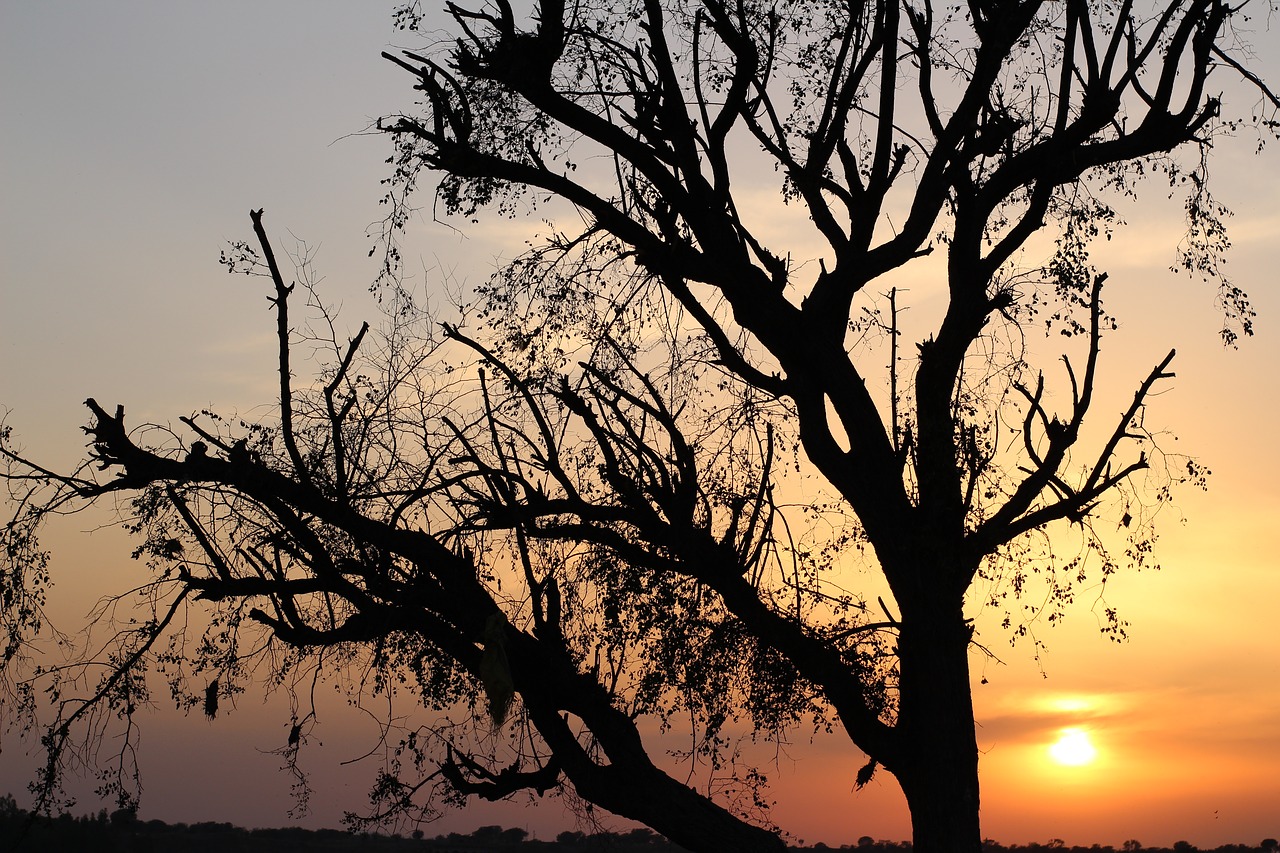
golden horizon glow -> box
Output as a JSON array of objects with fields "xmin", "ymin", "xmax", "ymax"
[
  {"xmin": 1048, "ymin": 728, "xmax": 1099, "ymax": 767},
  {"xmin": 1046, "ymin": 696, "xmax": 1094, "ymax": 714}
]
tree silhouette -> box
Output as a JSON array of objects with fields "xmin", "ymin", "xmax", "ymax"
[
  {"xmin": 372, "ymin": 0, "xmax": 1272, "ymax": 847},
  {"xmin": 2, "ymin": 2, "xmax": 1277, "ymax": 852}
]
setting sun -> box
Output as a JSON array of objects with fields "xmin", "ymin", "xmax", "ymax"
[{"xmin": 1048, "ymin": 728, "xmax": 1098, "ymax": 767}]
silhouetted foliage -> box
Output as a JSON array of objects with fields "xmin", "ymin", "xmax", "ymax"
[
  {"xmin": 3, "ymin": 2, "xmax": 1278, "ymax": 852},
  {"xmin": 1, "ymin": 801, "xmax": 1276, "ymax": 853},
  {"xmin": 0, "ymin": 798, "xmax": 698, "ymax": 852}
]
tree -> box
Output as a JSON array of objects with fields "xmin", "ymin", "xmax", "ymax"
[
  {"xmin": 1, "ymin": 3, "xmax": 1275, "ymax": 853},
  {"xmin": 371, "ymin": 0, "xmax": 1270, "ymax": 847}
]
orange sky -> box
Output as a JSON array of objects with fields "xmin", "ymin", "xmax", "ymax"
[{"xmin": 2, "ymin": 3, "xmax": 1277, "ymax": 847}]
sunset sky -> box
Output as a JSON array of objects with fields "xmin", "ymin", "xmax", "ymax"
[{"xmin": 2, "ymin": 2, "xmax": 1278, "ymax": 848}]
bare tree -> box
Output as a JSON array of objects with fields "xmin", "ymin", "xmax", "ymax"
[
  {"xmin": 367, "ymin": 0, "xmax": 1274, "ymax": 847},
  {"xmin": 3, "ymin": 1, "xmax": 1277, "ymax": 851},
  {"xmin": 3, "ymin": 210, "xmax": 829, "ymax": 852}
]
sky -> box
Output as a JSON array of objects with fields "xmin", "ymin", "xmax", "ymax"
[{"xmin": 2, "ymin": 2, "xmax": 1278, "ymax": 848}]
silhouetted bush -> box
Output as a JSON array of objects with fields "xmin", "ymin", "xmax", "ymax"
[{"xmin": 1, "ymin": 796, "xmax": 1276, "ymax": 853}]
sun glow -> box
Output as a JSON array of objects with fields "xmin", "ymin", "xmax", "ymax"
[{"xmin": 1048, "ymin": 728, "xmax": 1098, "ymax": 766}]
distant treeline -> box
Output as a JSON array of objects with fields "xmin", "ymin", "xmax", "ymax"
[{"xmin": 2, "ymin": 795, "xmax": 1275, "ymax": 853}]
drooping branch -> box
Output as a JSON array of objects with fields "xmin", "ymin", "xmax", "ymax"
[
  {"xmin": 434, "ymin": 336, "xmax": 899, "ymax": 766},
  {"xmin": 33, "ymin": 588, "xmax": 190, "ymax": 815},
  {"xmin": 8, "ymin": 247, "xmax": 803, "ymax": 851}
]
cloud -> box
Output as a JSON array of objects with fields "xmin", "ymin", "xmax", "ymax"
[{"xmin": 978, "ymin": 691, "xmax": 1130, "ymax": 746}]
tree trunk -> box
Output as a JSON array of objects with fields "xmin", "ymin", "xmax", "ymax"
[
  {"xmin": 515, "ymin": 639, "xmax": 790, "ymax": 853},
  {"xmin": 572, "ymin": 766, "xmax": 788, "ymax": 853},
  {"xmin": 892, "ymin": 605, "xmax": 982, "ymax": 853}
]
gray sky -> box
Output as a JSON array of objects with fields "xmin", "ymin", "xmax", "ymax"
[{"xmin": 3, "ymin": 2, "xmax": 406, "ymax": 447}]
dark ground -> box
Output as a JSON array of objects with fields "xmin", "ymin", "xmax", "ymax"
[{"xmin": 2, "ymin": 796, "xmax": 1274, "ymax": 853}]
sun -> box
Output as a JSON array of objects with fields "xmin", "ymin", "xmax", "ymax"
[{"xmin": 1048, "ymin": 728, "xmax": 1098, "ymax": 766}]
